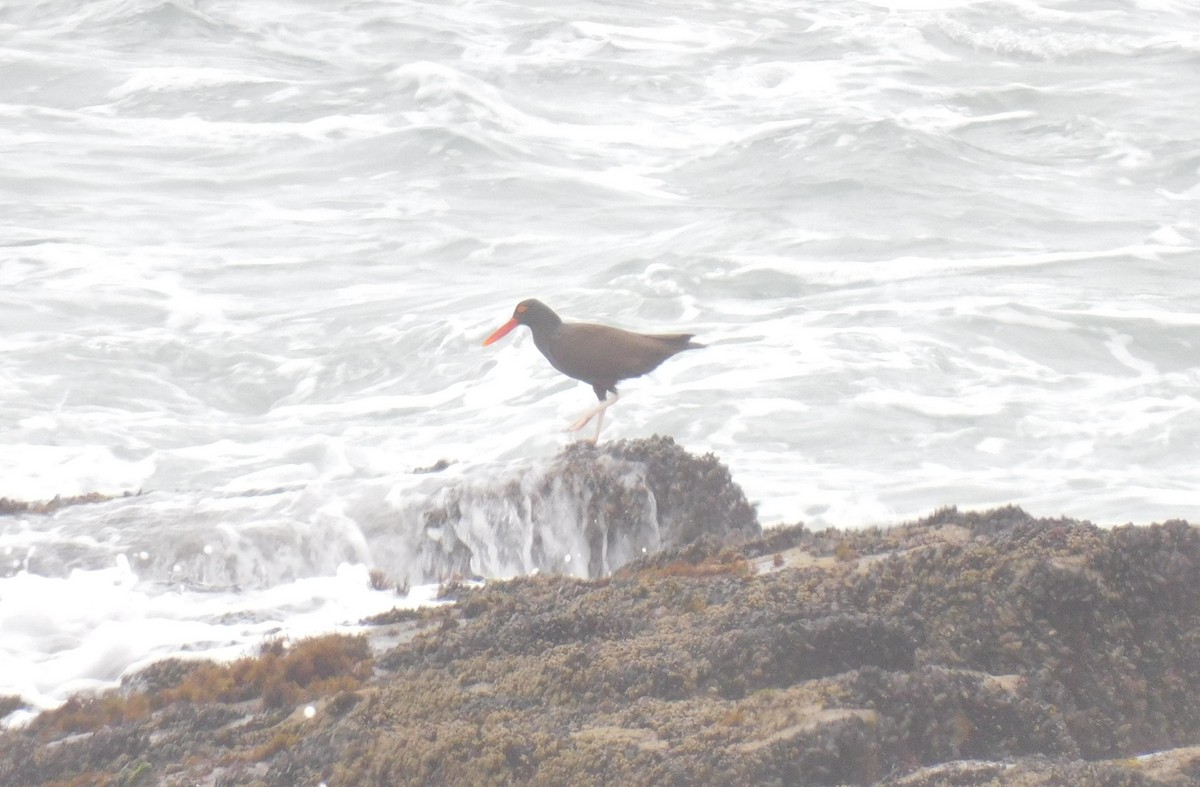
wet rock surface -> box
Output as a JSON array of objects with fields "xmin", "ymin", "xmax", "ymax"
[
  {"xmin": 389, "ymin": 434, "xmax": 761, "ymax": 584},
  {"xmin": 4, "ymin": 443, "xmax": 1200, "ymax": 786}
]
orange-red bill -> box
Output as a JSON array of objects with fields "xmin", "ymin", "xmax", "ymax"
[{"xmin": 482, "ymin": 317, "xmax": 519, "ymax": 346}]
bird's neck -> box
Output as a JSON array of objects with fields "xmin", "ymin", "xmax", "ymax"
[
  {"xmin": 529, "ymin": 320, "xmax": 560, "ymax": 351},
  {"xmin": 526, "ymin": 311, "xmax": 562, "ymax": 340}
]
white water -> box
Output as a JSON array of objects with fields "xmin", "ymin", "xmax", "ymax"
[{"xmin": 2, "ymin": 0, "xmax": 1198, "ymax": 719}]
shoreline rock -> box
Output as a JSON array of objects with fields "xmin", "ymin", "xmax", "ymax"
[
  {"xmin": 0, "ymin": 492, "xmax": 126, "ymax": 517},
  {"xmin": 381, "ymin": 434, "xmax": 761, "ymax": 586},
  {"xmin": 3, "ymin": 441, "xmax": 1200, "ymax": 785}
]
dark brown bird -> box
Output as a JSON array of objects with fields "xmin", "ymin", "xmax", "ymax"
[{"xmin": 482, "ymin": 299, "xmax": 702, "ymax": 442}]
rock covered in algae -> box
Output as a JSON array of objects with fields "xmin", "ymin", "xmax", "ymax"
[
  {"xmin": 385, "ymin": 434, "xmax": 760, "ymax": 585},
  {"xmin": 5, "ymin": 480, "xmax": 1200, "ymax": 785}
]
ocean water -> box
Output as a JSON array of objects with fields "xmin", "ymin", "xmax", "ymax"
[{"xmin": 2, "ymin": 0, "xmax": 1198, "ymax": 719}]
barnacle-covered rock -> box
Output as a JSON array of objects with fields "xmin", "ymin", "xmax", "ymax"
[
  {"xmin": 379, "ymin": 435, "xmax": 760, "ymax": 585},
  {"xmin": 5, "ymin": 481, "xmax": 1200, "ymax": 786}
]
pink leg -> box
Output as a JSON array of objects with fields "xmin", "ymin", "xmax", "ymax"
[{"xmin": 565, "ymin": 391, "xmax": 620, "ymax": 442}]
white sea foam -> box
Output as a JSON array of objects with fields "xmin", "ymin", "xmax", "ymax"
[{"xmin": 0, "ymin": 558, "xmax": 441, "ymax": 726}]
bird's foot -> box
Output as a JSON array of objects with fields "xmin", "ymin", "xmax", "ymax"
[
  {"xmin": 564, "ymin": 417, "xmax": 599, "ymax": 444},
  {"xmin": 563, "ymin": 392, "xmax": 618, "ymax": 442},
  {"xmin": 565, "ymin": 413, "xmax": 596, "ymax": 433}
]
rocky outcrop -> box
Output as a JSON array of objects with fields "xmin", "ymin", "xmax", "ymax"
[
  {"xmin": 4, "ymin": 444, "xmax": 1200, "ymax": 786},
  {"xmin": 385, "ymin": 435, "xmax": 760, "ymax": 584},
  {"xmin": 0, "ymin": 492, "xmax": 121, "ymax": 517}
]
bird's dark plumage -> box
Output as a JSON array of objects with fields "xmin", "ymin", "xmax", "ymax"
[{"xmin": 482, "ymin": 298, "xmax": 702, "ymax": 440}]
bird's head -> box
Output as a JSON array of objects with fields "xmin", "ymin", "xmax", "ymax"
[{"xmin": 482, "ymin": 299, "xmax": 562, "ymax": 345}]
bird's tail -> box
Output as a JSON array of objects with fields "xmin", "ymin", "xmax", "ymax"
[{"xmin": 650, "ymin": 333, "xmax": 704, "ymax": 350}]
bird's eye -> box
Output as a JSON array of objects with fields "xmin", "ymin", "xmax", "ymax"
[{"xmin": 517, "ymin": 305, "xmax": 527, "ymax": 313}]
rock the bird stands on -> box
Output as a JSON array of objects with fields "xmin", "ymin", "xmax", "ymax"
[{"xmin": 482, "ymin": 299, "xmax": 702, "ymax": 442}]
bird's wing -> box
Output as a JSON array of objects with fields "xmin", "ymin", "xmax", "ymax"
[{"xmin": 550, "ymin": 324, "xmax": 694, "ymax": 385}]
